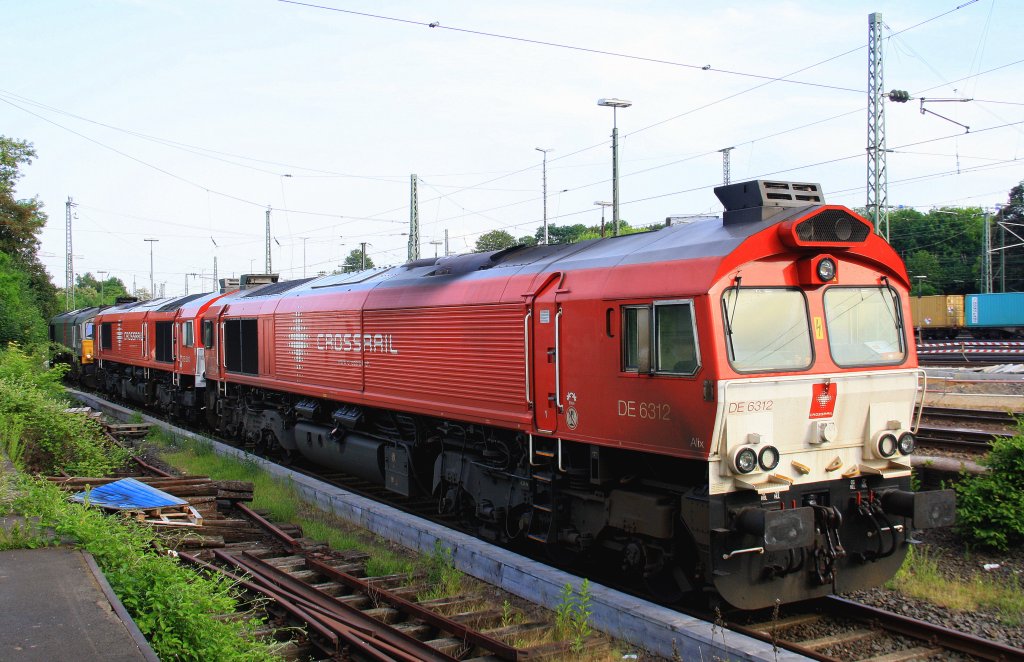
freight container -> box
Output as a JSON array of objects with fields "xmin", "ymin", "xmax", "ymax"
[
  {"xmin": 909, "ymin": 294, "xmax": 964, "ymax": 338},
  {"xmin": 965, "ymin": 292, "xmax": 1024, "ymax": 331}
]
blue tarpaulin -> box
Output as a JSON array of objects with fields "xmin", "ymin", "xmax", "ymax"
[{"xmin": 71, "ymin": 477, "xmax": 187, "ymax": 510}]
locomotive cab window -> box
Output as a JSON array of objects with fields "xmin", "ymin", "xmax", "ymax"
[
  {"xmin": 622, "ymin": 301, "xmax": 700, "ymax": 375},
  {"xmin": 202, "ymin": 320, "xmax": 214, "ymax": 349},
  {"xmin": 181, "ymin": 320, "xmax": 194, "ymax": 348},
  {"xmin": 101, "ymin": 322, "xmax": 113, "ymax": 350},
  {"xmin": 824, "ymin": 286, "xmax": 906, "ymax": 366},
  {"xmin": 722, "ymin": 287, "xmax": 812, "ymax": 372}
]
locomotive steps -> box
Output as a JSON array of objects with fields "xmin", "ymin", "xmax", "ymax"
[{"xmin": 68, "ymin": 387, "xmax": 802, "ymax": 662}]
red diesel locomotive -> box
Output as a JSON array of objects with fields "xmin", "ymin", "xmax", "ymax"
[{"xmin": 86, "ymin": 180, "xmax": 954, "ymax": 609}]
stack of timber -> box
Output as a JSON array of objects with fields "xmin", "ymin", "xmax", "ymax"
[
  {"xmin": 49, "ymin": 475, "xmax": 263, "ymax": 550},
  {"xmin": 47, "ymin": 475, "xmax": 254, "ymax": 501}
]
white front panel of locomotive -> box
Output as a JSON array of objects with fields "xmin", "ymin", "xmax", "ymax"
[{"xmin": 708, "ymin": 369, "xmax": 919, "ymax": 496}]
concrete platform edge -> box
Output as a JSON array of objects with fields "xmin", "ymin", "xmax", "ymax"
[
  {"xmin": 83, "ymin": 551, "xmax": 160, "ymax": 662},
  {"xmin": 68, "ymin": 388, "xmax": 808, "ymax": 661}
]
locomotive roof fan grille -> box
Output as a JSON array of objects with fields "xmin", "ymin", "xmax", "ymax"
[{"xmin": 792, "ymin": 208, "xmax": 871, "ymax": 245}]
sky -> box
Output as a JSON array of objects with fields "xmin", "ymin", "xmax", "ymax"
[{"xmin": 3, "ymin": 0, "xmax": 1022, "ymax": 298}]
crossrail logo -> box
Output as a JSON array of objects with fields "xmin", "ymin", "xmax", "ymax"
[{"xmin": 809, "ymin": 381, "xmax": 837, "ymax": 419}]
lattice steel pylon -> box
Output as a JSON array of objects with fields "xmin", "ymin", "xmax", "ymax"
[
  {"xmin": 866, "ymin": 12, "xmax": 889, "ymax": 241},
  {"xmin": 408, "ymin": 174, "xmax": 420, "ymax": 261},
  {"xmin": 65, "ymin": 196, "xmax": 76, "ymax": 310},
  {"xmin": 265, "ymin": 206, "xmax": 272, "ymax": 274},
  {"xmin": 719, "ymin": 147, "xmax": 734, "ymax": 185}
]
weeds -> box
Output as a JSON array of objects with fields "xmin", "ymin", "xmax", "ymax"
[
  {"xmin": 889, "ymin": 546, "xmax": 1024, "ymax": 626},
  {"xmin": 554, "ymin": 579, "xmax": 594, "ymax": 653},
  {"xmin": 501, "ymin": 599, "xmax": 519, "ymax": 628},
  {"xmin": 0, "ymin": 518, "xmax": 47, "ymax": 550},
  {"xmin": 417, "ymin": 540, "xmax": 462, "ymax": 601}
]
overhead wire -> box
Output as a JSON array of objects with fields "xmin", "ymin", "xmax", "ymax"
[{"xmin": 276, "ymin": 0, "xmax": 865, "ymax": 94}]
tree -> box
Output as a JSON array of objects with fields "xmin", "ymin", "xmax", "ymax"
[
  {"xmin": 69, "ymin": 272, "xmax": 130, "ymax": 308},
  {"xmin": 0, "ymin": 252, "xmax": 47, "ymax": 345},
  {"xmin": 994, "ymin": 180, "xmax": 1024, "ymax": 292},
  {"xmin": 0, "ymin": 136, "xmax": 59, "ymax": 327},
  {"xmin": 536, "ymin": 219, "xmax": 656, "ymax": 244},
  {"xmin": 340, "ymin": 248, "xmax": 374, "ymax": 273},
  {"xmin": 888, "ymin": 207, "xmax": 984, "ymax": 294},
  {"xmin": 535, "ymin": 223, "xmax": 589, "ymax": 245},
  {"xmin": 474, "ymin": 230, "xmax": 517, "ymax": 253}
]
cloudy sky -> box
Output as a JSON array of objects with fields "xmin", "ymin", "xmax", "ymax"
[{"xmin": 4, "ymin": 0, "xmax": 1022, "ymax": 297}]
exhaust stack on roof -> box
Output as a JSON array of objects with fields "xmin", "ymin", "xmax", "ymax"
[{"xmin": 714, "ymin": 180, "xmax": 824, "ymax": 225}]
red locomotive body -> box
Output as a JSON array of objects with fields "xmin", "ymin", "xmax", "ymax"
[{"xmin": 91, "ymin": 180, "xmax": 954, "ymax": 608}]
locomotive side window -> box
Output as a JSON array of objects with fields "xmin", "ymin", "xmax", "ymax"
[
  {"xmin": 202, "ymin": 320, "xmax": 214, "ymax": 349},
  {"xmin": 622, "ymin": 302, "xmax": 699, "ymax": 375},
  {"xmin": 823, "ymin": 286, "xmax": 906, "ymax": 366},
  {"xmin": 224, "ymin": 318, "xmax": 259, "ymax": 375},
  {"xmin": 181, "ymin": 321, "xmax": 194, "ymax": 348},
  {"xmin": 722, "ymin": 287, "xmax": 812, "ymax": 372},
  {"xmin": 101, "ymin": 322, "xmax": 113, "ymax": 350},
  {"xmin": 654, "ymin": 301, "xmax": 700, "ymax": 374}
]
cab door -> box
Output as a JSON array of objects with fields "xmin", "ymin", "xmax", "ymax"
[{"xmin": 531, "ymin": 274, "xmax": 563, "ymax": 434}]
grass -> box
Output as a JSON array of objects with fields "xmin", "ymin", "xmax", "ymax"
[{"xmin": 887, "ymin": 546, "xmax": 1024, "ymax": 626}]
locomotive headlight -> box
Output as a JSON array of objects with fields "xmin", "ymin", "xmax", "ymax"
[
  {"xmin": 758, "ymin": 445, "xmax": 780, "ymax": 471},
  {"xmin": 732, "ymin": 447, "xmax": 758, "ymax": 474},
  {"xmin": 897, "ymin": 431, "xmax": 916, "ymax": 455},
  {"xmin": 876, "ymin": 433, "xmax": 898, "ymax": 458},
  {"xmin": 816, "ymin": 257, "xmax": 836, "ymax": 282}
]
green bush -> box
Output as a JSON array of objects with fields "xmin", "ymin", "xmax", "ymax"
[
  {"xmin": 955, "ymin": 429, "xmax": 1024, "ymax": 551},
  {"xmin": 0, "ymin": 342, "xmax": 66, "ymax": 398},
  {"xmin": 0, "ymin": 344, "xmax": 127, "ymax": 475}
]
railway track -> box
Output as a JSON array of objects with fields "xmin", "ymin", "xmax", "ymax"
[
  {"xmin": 915, "ymin": 405, "xmax": 1019, "ymax": 451},
  {"xmin": 920, "ymin": 406, "xmax": 1020, "ymax": 426},
  {"xmin": 179, "ymin": 503, "xmax": 559, "ymax": 662},
  {"xmin": 732, "ymin": 596, "xmax": 1024, "ymax": 661},
  {"xmin": 917, "ymin": 340, "xmax": 1024, "ymax": 366},
  {"xmin": 53, "ymin": 437, "xmax": 598, "ymax": 661},
  {"xmin": 914, "ymin": 424, "xmax": 1014, "ymax": 451}
]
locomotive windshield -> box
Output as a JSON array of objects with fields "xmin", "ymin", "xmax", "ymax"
[
  {"xmin": 722, "ymin": 287, "xmax": 812, "ymax": 371},
  {"xmin": 823, "ymin": 286, "xmax": 906, "ymax": 366}
]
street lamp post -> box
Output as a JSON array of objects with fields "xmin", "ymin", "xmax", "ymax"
[
  {"xmin": 597, "ymin": 98, "xmax": 632, "ymax": 236},
  {"xmin": 144, "ymin": 238, "xmax": 159, "ymax": 300},
  {"xmin": 594, "ymin": 201, "xmax": 612, "ymax": 237},
  {"xmin": 536, "ymin": 148, "xmax": 553, "ymax": 244}
]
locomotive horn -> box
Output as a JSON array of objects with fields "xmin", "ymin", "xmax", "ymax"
[
  {"xmin": 734, "ymin": 506, "xmax": 815, "ymax": 551},
  {"xmin": 879, "ymin": 489, "xmax": 956, "ymax": 529}
]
